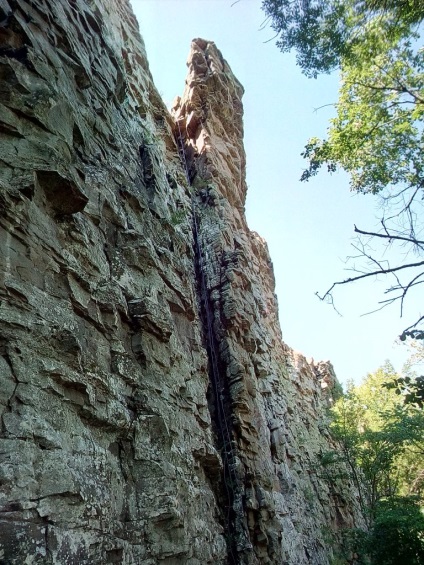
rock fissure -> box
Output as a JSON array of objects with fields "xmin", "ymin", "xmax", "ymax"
[
  {"xmin": 176, "ymin": 118, "xmax": 250, "ymax": 563},
  {"xmin": 193, "ymin": 200, "xmax": 250, "ymax": 563}
]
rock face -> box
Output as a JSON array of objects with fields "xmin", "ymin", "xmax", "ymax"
[
  {"xmin": 173, "ymin": 40, "xmax": 363, "ymax": 564},
  {"xmin": 0, "ymin": 2, "xmax": 362, "ymax": 564}
]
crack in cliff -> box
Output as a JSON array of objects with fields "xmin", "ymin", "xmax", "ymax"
[
  {"xmin": 175, "ymin": 121, "xmax": 251, "ymax": 564},
  {"xmin": 0, "ymin": 341, "xmax": 19, "ymax": 421},
  {"xmin": 193, "ymin": 203, "xmax": 241, "ymax": 565},
  {"xmin": 43, "ymin": 518, "xmax": 52, "ymax": 563}
]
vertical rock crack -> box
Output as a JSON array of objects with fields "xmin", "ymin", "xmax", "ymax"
[{"xmin": 176, "ymin": 120, "xmax": 251, "ymax": 564}]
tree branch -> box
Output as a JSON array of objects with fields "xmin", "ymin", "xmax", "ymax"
[
  {"xmin": 347, "ymin": 78, "xmax": 424, "ymax": 104},
  {"xmin": 317, "ymin": 259, "xmax": 424, "ymax": 301},
  {"xmin": 400, "ymin": 315, "xmax": 424, "ymax": 340},
  {"xmin": 353, "ymin": 223, "xmax": 424, "ymax": 247}
]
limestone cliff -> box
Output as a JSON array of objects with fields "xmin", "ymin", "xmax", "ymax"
[{"xmin": 0, "ymin": 1, "xmax": 362, "ymax": 564}]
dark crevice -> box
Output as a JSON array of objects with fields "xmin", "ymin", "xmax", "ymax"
[
  {"xmin": 1, "ymin": 341, "xmax": 19, "ymax": 424},
  {"xmin": 192, "ymin": 200, "xmax": 251, "ymax": 564},
  {"xmin": 175, "ymin": 120, "xmax": 250, "ymax": 563},
  {"xmin": 43, "ymin": 518, "xmax": 52, "ymax": 563}
]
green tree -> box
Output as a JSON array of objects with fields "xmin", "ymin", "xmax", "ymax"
[
  {"xmin": 329, "ymin": 364, "xmax": 409, "ymax": 518},
  {"xmin": 324, "ymin": 364, "xmax": 424, "ymax": 562},
  {"xmin": 368, "ymin": 497, "xmax": 424, "ymax": 565},
  {"xmin": 262, "ymin": 0, "xmax": 424, "ymax": 77},
  {"xmin": 262, "ymin": 0, "xmax": 424, "ymax": 339}
]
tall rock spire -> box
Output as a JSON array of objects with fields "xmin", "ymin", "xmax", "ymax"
[
  {"xmin": 173, "ymin": 38, "xmax": 364, "ymax": 564},
  {"xmin": 173, "ymin": 39, "xmax": 247, "ymax": 215}
]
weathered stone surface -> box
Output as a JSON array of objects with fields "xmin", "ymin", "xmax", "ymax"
[
  {"xmin": 0, "ymin": 2, "xmax": 224, "ymax": 563},
  {"xmin": 0, "ymin": 2, "xmax": 363, "ymax": 564},
  {"xmin": 173, "ymin": 39, "xmax": 364, "ymax": 564}
]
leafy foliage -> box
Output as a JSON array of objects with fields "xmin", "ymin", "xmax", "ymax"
[
  {"xmin": 262, "ymin": 0, "xmax": 424, "ymax": 339},
  {"xmin": 261, "ymin": 0, "xmax": 351, "ymax": 77},
  {"xmin": 262, "ymin": 0, "xmax": 424, "ymax": 77},
  {"xmin": 301, "ymin": 27, "xmax": 424, "ymax": 194},
  {"xmin": 368, "ymin": 497, "xmax": 424, "ymax": 564},
  {"xmin": 329, "ymin": 364, "xmax": 410, "ymax": 517},
  {"xmin": 384, "ymin": 374, "xmax": 424, "ymax": 407},
  {"xmin": 323, "ymin": 363, "xmax": 424, "ymax": 561}
]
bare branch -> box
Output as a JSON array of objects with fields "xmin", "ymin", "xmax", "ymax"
[
  {"xmin": 383, "ymin": 183, "xmax": 416, "ymax": 201},
  {"xmin": 360, "ymin": 300, "xmax": 398, "ymax": 317},
  {"xmin": 317, "ymin": 258, "xmax": 424, "ymax": 302},
  {"xmin": 319, "ymin": 217, "xmax": 424, "ymax": 339},
  {"xmin": 263, "ymin": 32, "xmax": 279, "ymax": 44},
  {"xmin": 313, "ymin": 103, "xmax": 336, "ymax": 112},
  {"xmin": 354, "ymin": 223, "xmax": 424, "ymax": 247},
  {"xmin": 315, "ymin": 290, "xmax": 342, "ymax": 316},
  {"xmin": 258, "ymin": 15, "xmax": 272, "ymax": 31},
  {"xmin": 399, "ymin": 273, "xmax": 424, "ymax": 315}
]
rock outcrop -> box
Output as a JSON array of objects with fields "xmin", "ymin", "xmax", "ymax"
[
  {"xmin": 172, "ymin": 39, "xmax": 363, "ymax": 564},
  {"xmin": 0, "ymin": 1, "xmax": 362, "ymax": 563}
]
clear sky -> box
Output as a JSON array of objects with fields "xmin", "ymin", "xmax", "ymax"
[{"xmin": 130, "ymin": 0, "xmax": 420, "ymax": 385}]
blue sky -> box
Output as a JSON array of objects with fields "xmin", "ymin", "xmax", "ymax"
[{"xmin": 131, "ymin": 0, "xmax": 420, "ymax": 385}]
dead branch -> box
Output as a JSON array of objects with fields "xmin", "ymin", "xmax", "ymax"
[{"xmin": 354, "ymin": 223, "xmax": 424, "ymax": 248}]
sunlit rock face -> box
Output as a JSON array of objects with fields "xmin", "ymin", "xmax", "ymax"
[
  {"xmin": 0, "ymin": 2, "xmax": 362, "ymax": 563},
  {"xmin": 173, "ymin": 39, "xmax": 363, "ymax": 564}
]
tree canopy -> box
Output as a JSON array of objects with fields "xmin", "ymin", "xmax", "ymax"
[
  {"xmin": 262, "ymin": 0, "xmax": 424, "ymax": 339},
  {"xmin": 322, "ymin": 363, "xmax": 424, "ymax": 563},
  {"xmin": 262, "ymin": 0, "xmax": 424, "ymax": 77}
]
